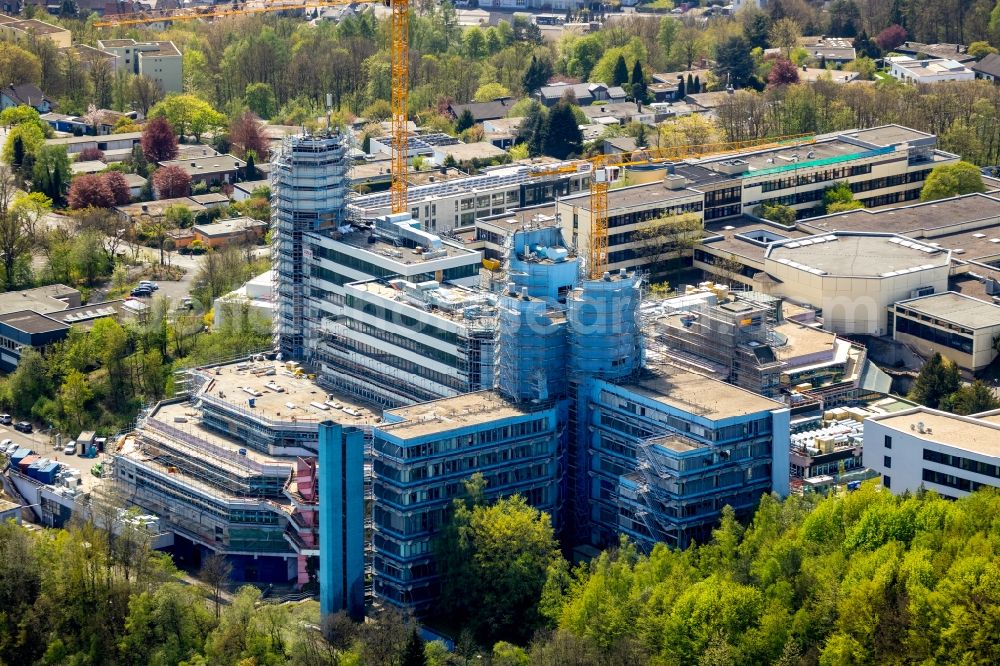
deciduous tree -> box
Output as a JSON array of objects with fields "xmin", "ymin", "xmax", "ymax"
[
  {"xmin": 141, "ymin": 116, "xmax": 179, "ymax": 164},
  {"xmin": 436, "ymin": 474, "xmax": 561, "ymax": 644},
  {"xmin": 152, "ymin": 165, "xmax": 192, "ymax": 199},
  {"xmin": 920, "ymin": 161, "xmax": 986, "ymax": 201},
  {"xmin": 68, "ymin": 173, "xmax": 114, "ymax": 209},
  {"xmin": 228, "ymin": 111, "xmax": 269, "ymax": 160}
]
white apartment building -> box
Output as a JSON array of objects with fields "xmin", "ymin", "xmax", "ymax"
[
  {"xmin": 97, "ymin": 39, "xmax": 183, "ymax": 93},
  {"xmin": 864, "ymin": 407, "xmax": 1000, "ymax": 497},
  {"xmin": 887, "ymin": 57, "xmax": 975, "ymax": 84}
]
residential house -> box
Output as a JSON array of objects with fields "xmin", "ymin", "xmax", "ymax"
[
  {"xmin": 44, "ymin": 132, "xmax": 142, "ymax": 155},
  {"xmin": 0, "ymin": 83, "xmax": 52, "ymax": 114},
  {"xmin": 887, "ymin": 56, "xmax": 975, "ymax": 84},
  {"xmin": 156, "ymin": 155, "xmax": 246, "ymax": 189},
  {"xmin": 800, "ymin": 36, "xmax": 856, "ymax": 65},
  {"xmin": 192, "ymin": 217, "xmax": 267, "ymax": 249},
  {"xmin": 447, "ymin": 98, "xmax": 519, "ymax": 125},
  {"xmin": 896, "ymin": 42, "xmax": 975, "ymax": 64},
  {"xmin": 535, "ymin": 82, "xmax": 627, "ymax": 107},
  {"xmin": 972, "ymin": 52, "xmax": 1000, "ymax": 83}
]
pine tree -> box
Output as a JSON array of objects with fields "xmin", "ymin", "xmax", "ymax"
[
  {"xmin": 612, "ymin": 55, "xmax": 629, "ymax": 87},
  {"xmin": 630, "ymin": 60, "xmax": 646, "ymax": 102},
  {"xmin": 455, "ymin": 108, "xmax": 475, "ymax": 133},
  {"xmin": 516, "ymin": 102, "xmax": 547, "ymax": 157},
  {"xmin": 676, "ymin": 75, "xmax": 686, "ymax": 99},
  {"xmin": 401, "ymin": 628, "xmax": 427, "ymax": 666},
  {"xmin": 542, "ymin": 100, "xmax": 583, "ymax": 160},
  {"xmin": 522, "ymin": 55, "xmax": 552, "ymax": 94},
  {"xmin": 11, "ymin": 136, "xmax": 24, "ymax": 169},
  {"xmin": 687, "ymin": 73, "xmax": 694, "ymax": 90},
  {"xmin": 909, "ymin": 353, "xmax": 961, "ymax": 409},
  {"xmin": 693, "ymin": 75, "xmax": 701, "ymax": 93}
]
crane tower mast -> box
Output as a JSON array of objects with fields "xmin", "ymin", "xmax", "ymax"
[{"xmin": 390, "ymin": 0, "xmax": 409, "ymax": 215}]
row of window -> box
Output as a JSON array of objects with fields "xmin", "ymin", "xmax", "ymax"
[
  {"xmin": 894, "ymin": 315, "xmax": 974, "ymax": 355},
  {"xmin": 922, "ymin": 468, "xmax": 990, "ymax": 493},
  {"xmin": 375, "ymin": 417, "xmax": 552, "ymax": 459},
  {"xmin": 758, "ymin": 163, "xmax": 872, "ymax": 193},
  {"xmin": 924, "ymin": 448, "xmax": 1000, "ymax": 480}
]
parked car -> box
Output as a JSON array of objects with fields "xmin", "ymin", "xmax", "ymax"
[
  {"xmin": 0, "ymin": 440, "xmax": 12, "ymax": 453},
  {"xmin": 63, "ymin": 441, "xmax": 77, "ymax": 456},
  {"xmin": 0, "ymin": 414, "xmax": 11, "ymax": 425},
  {"xmin": 139, "ymin": 281, "xmax": 158, "ymax": 290},
  {"xmin": 14, "ymin": 422, "xmax": 32, "ymax": 433},
  {"xmin": 131, "ymin": 287, "xmax": 152, "ymax": 297}
]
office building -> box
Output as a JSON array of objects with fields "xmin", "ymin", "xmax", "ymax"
[
  {"xmin": 349, "ymin": 162, "xmax": 590, "ymax": 232},
  {"xmin": 316, "ymin": 277, "xmax": 497, "ymax": 406},
  {"xmin": 272, "ymin": 132, "xmax": 350, "ymax": 360},
  {"xmin": 890, "ymin": 291, "xmax": 1000, "ymax": 373},
  {"xmin": 864, "ymin": 407, "xmax": 1000, "ymax": 497},
  {"xmin": 114, "ymin": 360, "xmax": 376, "ymax": 585},
  {"xmin": 370, "ymin": 391, "xmax": 563, "ymax": 611},
  {"xmin": 590, "ymin": 366, "xmax": 790, "ymax": 551}
]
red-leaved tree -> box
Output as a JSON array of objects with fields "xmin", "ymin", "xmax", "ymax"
[
  {"xmin": 876, "ymin": 24, "xmax": 907, "ymax": 52},
  {"xmin": 104, "ymin": 171, "xmax": 132, "ymax": 205},
  {"xmin": 68, "ymin": 174, "xmax": 115, "ymax": 210},
  {"xmin": 768, "ymin": 58, "xmax": 801, "ymax": 87},
  {"xmin": 229, "ymin": 111, "xmax": 269, "ymax": 160},
  {"xmin": 141, "ymin": 116, "xmax": 179, "ymax": 163},
  {"xmin": 76, "ymin": 147, "xmax": 105, "ymax": 162},
  {"xmin": 152, "ymin": 165, "xmax": 192, "ymax": 199}
]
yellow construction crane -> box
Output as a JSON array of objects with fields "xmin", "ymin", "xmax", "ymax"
[
  {"xmin": 531, "ymin": 133, "xmax": 815, "ymax": 280},
  {"xmin": 95, "ymin": 0, "xmax": 411, "ymax": 213}
]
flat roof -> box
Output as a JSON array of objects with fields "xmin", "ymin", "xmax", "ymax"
[
  {"xmin": 702, "ymin": 217, "xmax": 811, "ymax": 264},
  {"xmin": 873, "ymin": 408, "xmax": 1000, "ymax": 457},
  {"xmin": 563, "ymin": 180, "xmax": 700, "ymax": 212},
  {"xmin": 435, "ymin": 142, "xmax": 508, "ymax": 161},
  {"xmin": 623, "ymin": 365, "xmax": 785, "ymax": 420},
  {"xmin": 799, "ymin": 193, "xmax": 1000, "ymax": 236},
  {"xmin": 767, "ymin": 233, "xmax": 949, "ymax": 278},
  {"xmin": 895, "ymin": 291, "xmax": 1000, "ymax": 329},
  {"xmin": 147, "ymin": 401, "xmax": 291, "ymax": 473},
  {"xmin": 8, "ymin": 18, "xmax": 68, "ymax": 34},
  {"xmin": 0, "ymin": 310, "xmax": 68, "ymax": 335},
  {"xmin": 0, "ymin": 284, "xmax": 76, "ymax": 316},
  {"xmin": 195, "ymin": 360, "xmax": 379, "ymax": 427},
  {"xmin": 349, "ymin": 279, "xmax": 494, "ymax": 323},
  {"xmin": 158, "ymin": 155, "xmax": 245, "ymax": 175},
  {"xmin": 846, "ymin": 125, "xmax": 934, "ymax": 147},
  {"xmin": 46, "ymin": 132, "xmax": 142, "ymax": 146},
  {"xmin": 194, "ymin": 217, "xmax": 266, "ymax": 237},
  {"xmin": 380, "ymin": 390, "xmax": 534, "ymax": 438},
  {"xmin": 699, "ymin": 136, "xmax": 885, "ymax": 175},
  {"xmin": 117, "ymin": 197, "xmax": 207, "ymax": 218},
  {"xmin": 333, "ymin": 227, "xmax": 477, "ymax": 263},
  {"xmin": 773, "ymin": 321, "xmax": 839, "ymax": 360}
]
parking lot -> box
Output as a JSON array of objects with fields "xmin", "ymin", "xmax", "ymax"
[{"xmin": 1, "ymin": 422, "xmax": 113, "ymax": 492}]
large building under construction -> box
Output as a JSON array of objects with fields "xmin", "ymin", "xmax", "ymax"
[{"xmin": 270, "ymin": 130, "xmax": 824, "ymax": 617}]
